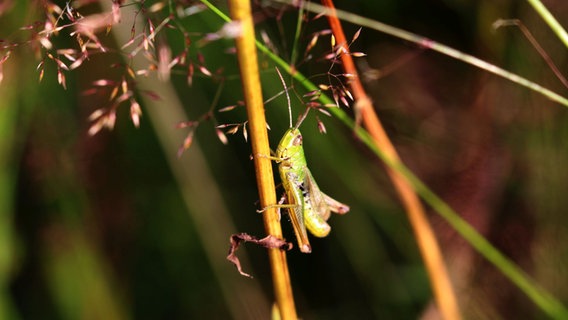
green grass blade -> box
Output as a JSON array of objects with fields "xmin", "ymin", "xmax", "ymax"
[{"xmin": 527, "ymin": 0, "xmax": 568, "ymax": 49}]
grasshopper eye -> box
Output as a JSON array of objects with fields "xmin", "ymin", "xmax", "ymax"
[{"xmin": 293, "ymin": 134, "xmax": 303, "ymax": 146}]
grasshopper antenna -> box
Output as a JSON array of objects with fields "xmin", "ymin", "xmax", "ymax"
[{"xmin": 275, "ymin": 67, "xmax": 293, "ymax": 128}]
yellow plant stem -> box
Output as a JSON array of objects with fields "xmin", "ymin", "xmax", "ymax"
[
  {"xmin": 319, "ymin": 0, "xmax": 461, "ymax": 319},
  {"xmin": 228, "ymin": 0, "xmax": 298, "ymax": 319}
]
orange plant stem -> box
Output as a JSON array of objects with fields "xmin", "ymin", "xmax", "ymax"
[{"xmin": 320, "ymin": 1, "xmax": 461, "ymax": 319}]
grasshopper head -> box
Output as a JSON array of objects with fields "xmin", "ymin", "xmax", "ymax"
[
  {"xmin": 278, "ymin": 128, "xmax": 303, "ymax": 150},
  {"xmin": 275, "ymin": 128, "xmax": 305, "ymax": 166}
]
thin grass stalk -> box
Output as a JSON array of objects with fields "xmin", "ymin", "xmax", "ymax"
[
  {"xmin": 227, "ymin": 0, "xmax": 297, "ymax": 319},
  {"xmin": 319, "ymin": 1, "xmax": 460, "ymax": 319},
  {"xmin": 527, "ymin": 0, "xmax": 568, "ymax": 50}
]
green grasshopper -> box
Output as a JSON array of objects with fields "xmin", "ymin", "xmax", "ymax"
[
  {"xmin": 272, "ymin": 126, "xmax": 350, "ymax": 253},
  {"xmin": 263, "ymin": 68, "xmax": 349, "ymax": 253}
]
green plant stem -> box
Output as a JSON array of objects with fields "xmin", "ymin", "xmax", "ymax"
[
  {"xmin": 227, "ymin": 0, "xmax": 297, "ymax": 319},
  {"xmin": 527, "ymin": 0, "xmax": 568, "ymax": 50}
]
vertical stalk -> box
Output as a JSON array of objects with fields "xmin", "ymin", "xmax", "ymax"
[
  {"xmin": 227, "ymin": 0, "xmax": 298, "ymax": 319},
  {"xmin": 319, "ymin": 1, "xmax": 461, "ymax": 319}
]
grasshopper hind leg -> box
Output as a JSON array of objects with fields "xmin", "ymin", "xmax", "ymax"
[{"xmin": 300, "ymin": 181, "xmax": 331, "ymax": 238}]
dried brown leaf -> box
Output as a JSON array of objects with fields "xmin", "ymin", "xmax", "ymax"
[{"xmin": 227, "ymin": 233, "xmax": 292, "ymax": 278}]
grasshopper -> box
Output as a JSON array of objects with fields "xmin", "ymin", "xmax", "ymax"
[
  {"xmin": 272, "ymin": 126, "xmax": 350, "ymax": 253},
  {"xmin": 263, "ymin": 68, "xmax": 349, "ymax": 253}
]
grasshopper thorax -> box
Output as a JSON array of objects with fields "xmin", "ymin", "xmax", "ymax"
[{"xmin": 276, "ymin": 128, "xmax": 306, "ymax": 167}]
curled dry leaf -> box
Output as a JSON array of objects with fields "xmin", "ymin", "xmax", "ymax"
[{"xmin": 227, "ymin": 233, "xmax": 292, "ymax": 278}]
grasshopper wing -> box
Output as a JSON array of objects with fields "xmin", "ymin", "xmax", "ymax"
[
  {"xmin": 322, "ymin": 191, "xmax": 349, "ymax": 215},
  {"xmin": 303, "ymin": 169, "xmax": 350, "ymax": 238}
]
